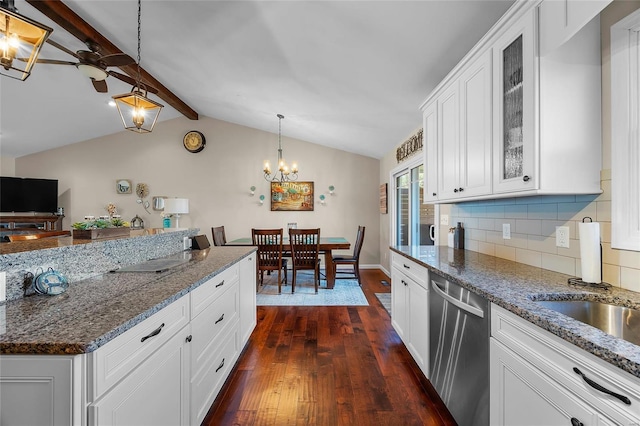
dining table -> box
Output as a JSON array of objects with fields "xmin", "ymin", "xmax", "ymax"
[{"xmin": 225, "ymin": 236, "xmax": 351, "ymax": 289}]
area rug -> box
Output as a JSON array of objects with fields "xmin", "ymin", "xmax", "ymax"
[
  {"xmin": 375, "ymin": 293, "xmax": 391, "ymax": 316},
  {"xmin": 256, "ymin": 271, "xmax": 368, "ymax": 306}
]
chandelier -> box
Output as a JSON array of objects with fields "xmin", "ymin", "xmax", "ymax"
[
  {"xmin": 263, "ymin": 114, "xmax": 298, "ymax": 182},
  {"xmin": 112, "ymin": 0, "xmax": 163, "ymax": 133}
]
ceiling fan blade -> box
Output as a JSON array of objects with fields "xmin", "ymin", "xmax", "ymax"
[
  {"xmin": 36, "ymin": 59, "xmax": 77, "ymax": 65},
  {"xmin": 91, "ymin": 78, "xmax": 108, "ymax": 93},
  {"xmin": 108, "ymin": 71, "xmax": 159, "ymax": 94},
  {"xmin": 101, "ymin": 53, "xmax": 135, "ymax": 67},
  {"xmin": 46, "ymin": 39, "xmax": 81, "ymax": 59}
]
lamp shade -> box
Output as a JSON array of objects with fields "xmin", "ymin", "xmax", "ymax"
[
  {"xmin": 112, "ymin": 88, "xmax": 163, "ymax": 133},
  {"xmin": 0, "ymin": 3, "xmax": 53, "ymax": 81},
  {"xmin": 164, "ymin": 198, "xmax": 189, "ymax": 215}
]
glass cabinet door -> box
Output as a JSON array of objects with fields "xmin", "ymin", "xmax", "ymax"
[{"xmin": 493, "ymin": 9, "xmax": 536, "ymax": 193}]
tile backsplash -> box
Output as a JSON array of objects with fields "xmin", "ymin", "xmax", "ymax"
[{"xmin": 444, "ymin": 170, "xmax": 640, "ymax": 292}]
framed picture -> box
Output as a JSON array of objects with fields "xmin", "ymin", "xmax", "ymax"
[
  {"xmin": 380, "ymin": 183, "xmax": 388, "ymax": 214},
  {"xmin": 271, "ymin": 181, "xmax": 314, "ymax": 211},
  {"xmin": 116, "ymin": 179, "xmax": 132, "ymax": 194}
]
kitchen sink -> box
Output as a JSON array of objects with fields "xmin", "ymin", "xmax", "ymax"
[{"xmin": 536, "ymin": 300, "xmax": 640, "ymax": 346}]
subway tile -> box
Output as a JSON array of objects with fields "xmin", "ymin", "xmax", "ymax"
[
  {"xmin": 516, "ymin": 248, "xmax": 542, "ymax": 268},
  {"xmin": 478, "ymin": 218, "xmax": 495, "ymax": 231},
  {"xmin": 542, "ymin": 220, "xmax": 574, "ymax": 238},
  {"xmin": 541, "ymin": 253, "xmax": 576, "ymax": 276},
  {"xmin": 539, "ymin": 195, "xmax": 576, "ymax": 204},
  {"xmin": 528, "ymin": 204, "xmax": 558, "ymax": 220},
  {"xmin": 486, "ymin": 205, "xmax": 505, "ymax": 218},
  {"xmin": 517, "ymin": 195, "xmax": 541, "ymax": 204},
  {"xmin": 600, "ymin": 222, "xmax": 611, "ymax": 244},
  {"xmin": 465, "ymin": 239, "xmax": 479, "ymax": 252},
  {"xmin": 459, "ymin": 217, "xmax": 479, "ymax": 229},
  {"xmin": 575, "ymin": 194, "xmax": 599, "ymax": 204},
  {"xmin": 515, "ymin": 219, "xmax": 542, "ymax": 235},
  {"xmin": 558, "ymin": 242, "xmax": 580, "ymax": 259},
  {"xmin": 469, "ymin": 228, "xmax": 487, "ymax": 242},
  {"xmin": 471, "ymin": 205, "xmax": 487, "ymax": 218},
  {"xmin": 620, "ymin": 267, "xmax": 640, "ymax": 292},
  {"xmin": 619, "ymin": 249, "xmax": 640, "ymax": 269},
  {"xmin": 495, "ymin": 218, "xmax": 516, "ymax": 232},
  {"xmin": 505, "ymin": 233, "xmax": 529, "ymax": 249},
  {"xmin": 597, "ymin": 179, "xmax": 611, "ymax": 202},
  {"xmin": 478, "ymin": 241, "xmax": 496, "ymax": 256},
  {"xmin": 596, "ymin": 201, "xmax": 611, "ymax": 222},
  {"xmin": 504, "ymin": 204, "xmax": 528, "ymax": 219},
  {"xmin": 528, "ymin": 235, "xmax": 558, "ymax": 253},
  {"xmin": 601, "ymin": 169, "xmax": 611, "ymax": 181},
  {"xmin": 486, "ymin": 230, "xmax": 504, "ymax": 245},
  {"xmin": 602, "ymin": 263, "xmax": 620, "ymax": 287},
  {"xmin": 557, "ymin": 202, "xmax": 597, "ymax": 222},
  {"xmin": 495, "ymin": 245, "xmax": 516, "ymax": 261},
  {"xmin": 493, "ymin": 197, "xmax": 517, "ymax": 206},
  {"xmin": 602, "ymin": 243, "xmax": 620, "ymax": 265}
]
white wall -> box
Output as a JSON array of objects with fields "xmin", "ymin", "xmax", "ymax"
[
  {"xmin": 14, "ymin": 115, "xmax": 381, "ymax": 266},
  {"xmin": 0, "ymin": 156, "xmax": 15, "ymax": 176}
]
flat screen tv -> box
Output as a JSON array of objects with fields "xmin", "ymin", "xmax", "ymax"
[{"xmin": 0, "ymin": 177, "xmax": 59, "ymax": 213}]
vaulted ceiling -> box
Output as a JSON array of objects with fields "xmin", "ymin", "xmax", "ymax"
[{"xmin": 0, "ymin": 0, "xmax": 514, "ymax": 159}]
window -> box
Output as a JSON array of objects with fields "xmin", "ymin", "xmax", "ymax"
[{"xmin": 393, "ymin": 163, "xmax": 435, "ymax": 246}]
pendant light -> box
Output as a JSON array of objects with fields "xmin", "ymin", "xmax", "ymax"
[
  {"xmin": 112, "ymin": 0, "xmax": 163, "ymax": 133},
  {"xmin": 0, "ymin": 0, "xmax": 52, "ymax": 81},
  {"xmin": 263, "ymin": 114, "xmax": 299, "ymax": 182}
]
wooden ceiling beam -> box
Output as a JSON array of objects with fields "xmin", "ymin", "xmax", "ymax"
[{"xmin": 25, "ymin": 0, "xmax": 199, "ymax": 120}]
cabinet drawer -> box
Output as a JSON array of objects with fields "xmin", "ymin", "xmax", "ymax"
[
  {"xmin": 191, "ymin": 263, "xmax": 239, "ymax": 319},
  {"xmin": 191, "ymin": 323, "xmax": 240, "ymax": 425},
  {"xmin": 492, "ymin": 304, "xmax": 640, "ymax": 421},
  {"xmin": 90, "ymin": 296, "xmax": 189, "ymax": 400},
  {"xmin": 391, "ymin": 252, "xmax": 427, "ymax": 286},
  {"xmin": 191, "ymin": 281, "xmax": 239, "ymax": 374}
]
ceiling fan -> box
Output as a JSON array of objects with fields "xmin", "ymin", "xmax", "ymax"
[{"xmin": 22, "ymin": 38, "xmax": 156, "ymax": 94}]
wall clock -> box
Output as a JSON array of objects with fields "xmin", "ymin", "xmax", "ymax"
[{"xmin": 183, "ymin": 130, "xmax": 206, "ymax": 153}]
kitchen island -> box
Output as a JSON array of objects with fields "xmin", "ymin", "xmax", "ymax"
[{"xmin": 0, "ymin": 241, "xmax": 258, "ymax": 425}]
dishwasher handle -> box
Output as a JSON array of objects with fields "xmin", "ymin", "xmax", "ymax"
[{"xmin": 431, "ymin": 280, "xmax": 484, "ymax": 318}]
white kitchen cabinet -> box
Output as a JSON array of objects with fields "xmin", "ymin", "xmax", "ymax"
[
  {"xmin": 423, "ymin": 101, "xmax": 438, "ymax": 203},
  {"xmin": 390, "ymin": 252, "xmax": 429, "ymax": 377},
  {"xmin": 539, "ymin": 0, "xmax": 612, "ymax": 56},
  {"xmin": 239, "ymin": 253, "xmax": 257, "ymax": 346},
  {"xmin": 89, "ymin": 328, "xmax": 191, "ymax": 426},
  {"xmin": 0, "ymin": 355, "xmax": 83, "ymax": 426},
  {"xmin": 421, "ymin": 2, "xmax": 603, "ymax": 203},
  {"xmin": 491, "ymin": 304, "xmax": 640, "ymax": 425}
]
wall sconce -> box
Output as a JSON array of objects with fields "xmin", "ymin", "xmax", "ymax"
[
  {"xmin": 250, "ymin": 186, "xmax": 256, "ymax": 196},
  {"xmin": 0, "ymin": 0, "xmax": 53, "ymax": 81},
  {"xmin": 259, "ymin": 194, "xmax": 265, "ymax": 205},
  {"xmin": 319, "ymin": 194, "xmax": 326, "ymax": 205},
  {"xmin": 329, "ymin": 185, "xmax": 335, "ymax": 195},
  {"xmin": 163, "ymin": 198, "xmax": 189, "ymax": 228}
]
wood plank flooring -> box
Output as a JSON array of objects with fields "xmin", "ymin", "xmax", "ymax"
[{"xmin": 203, "ymin": 269, "xmax": 456, "ymax": 426}]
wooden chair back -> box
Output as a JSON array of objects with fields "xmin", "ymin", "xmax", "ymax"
[
  {"xmin": 353, "ymin": 226, "xmax": 366, "ymax": 259},
  {"xmin": 288, "ymin": 228, "xmax": 320, "ymax": 270},
  {"xmin": 211, "ymin": 226, "xmax": 227, "ymax": 246},
  {"xmin": 252, "ymin": 228, "xmax": 287, "ymax": 292}
]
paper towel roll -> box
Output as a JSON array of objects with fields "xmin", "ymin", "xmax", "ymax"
[{"xmin": 579, "ymin": 221, "xmax": 601, "ymax": 283}]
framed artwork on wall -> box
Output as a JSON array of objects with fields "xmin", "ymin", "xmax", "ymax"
[
  {"xmin": 116, "ymin": 179, "xmax": 132, "ymax": 194},
  {"xmin": 271, "ymin": 181, "xmax": 314, "ymax": 211},
  {"xmin": 380, "ymin": 183, "xmax": 388, "ymax": 214}
]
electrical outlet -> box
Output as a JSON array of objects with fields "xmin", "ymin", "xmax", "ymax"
[
  {"xmin": 183, "ymin": 237, "xmax": 191, "ymax": 250},
  {"xmin": 502, "ymin": 223, "xmax": 511, "ymax": 239},
  {"xmin": 556, "ymin": 226, "xmax": 570, "ymax": 248},
  {"xmin": 440, "ymin": 214, "xmax": 449, "ymax": 226},
  {"xmin": 0, "ymin": 271, "xmax": 5, "ymax": 303}
]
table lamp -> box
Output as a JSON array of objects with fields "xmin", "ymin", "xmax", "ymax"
[{"xmin": 164, "ymin": 198, "xmax": 189, "ymax": 228}]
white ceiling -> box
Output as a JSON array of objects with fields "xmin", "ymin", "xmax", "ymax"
[{"xmin": 0, "ymin": 0, "xmax": 514, "ymax": 160}]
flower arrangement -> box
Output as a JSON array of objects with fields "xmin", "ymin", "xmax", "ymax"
[{"xmin": 72, "ymin": 218, "xmax": 130, "ymax": 230}]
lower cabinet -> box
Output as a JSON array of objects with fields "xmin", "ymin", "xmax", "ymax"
[
  {"xmin": 238, "ymin": 253, "xmax": 257, "ymax": 347},
  {"xmin": 390, "ymin": 252, "xmax": 430, "ymax": 378},
  {"xmin": 490, "ymin": 304, "xmax": 640, "ymax": 426},
  {"xmin": 89, "ymin": 329, "xmax": 191, "ymax": 426}
]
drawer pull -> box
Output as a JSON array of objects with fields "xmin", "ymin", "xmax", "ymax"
[
  {"xmin": 403, "ymin": 264, "xmax": 410, "ymax": 269},
  {"xmin": 402, "ymin": 280, "xmax": 408, "ymax": 286},
  {"xmin": 185, "ymin": 335, "xmax": 192, "ymax": 343},
  {"xmin": 216, "ymin": 358, "xmax": 225, "ymax": 373},
  {"xmin": 140, "ymin": 323, "xmax": 165, "ymax": 343},
  {"xmin": 570, "ymin": 418, "xmax": 583, "ymax": 426},
  {"xmin": 215, "ymin": 313, "xmax": 225, "ymax": 324},
  {"xmin": 215, "ymin": 280, "xmax": 225, "ymax": 288},
  {"xmin": 573, "ymin": 367, "xmax": 631, "ymax": 405}
]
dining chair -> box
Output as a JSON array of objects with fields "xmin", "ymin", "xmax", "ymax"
[
  {"xmin": 332, "ymin": 225, "xmax": 365, "ymax": 285},
  {"xmin": 252, "ymin": 228, "xmax": 288, "ymax": 293},
  {"xmin": 211, "ymin": 226, "xmax": 227, "ymax": 246},
  {"xmin": 288, "ymin": 228, "xmax": 321, "ymax": 293}
]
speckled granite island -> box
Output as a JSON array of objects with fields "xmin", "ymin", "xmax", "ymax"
[
  {"xmin": 392, "ymin": 245, "xmax": 640, "ymax": 425},
  {"xmin": 0, "ymin": 232, "xmax": 258, "ymax": 426}
]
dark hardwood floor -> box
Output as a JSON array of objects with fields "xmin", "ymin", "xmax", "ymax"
[{"xmin": 203, "ymin": 269, "xmax": 456, "ymax": 426}]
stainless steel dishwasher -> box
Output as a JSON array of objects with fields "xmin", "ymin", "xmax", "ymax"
[{"xmin": 429, "ymin": 271, "xmax": 490, "ymax": 426}]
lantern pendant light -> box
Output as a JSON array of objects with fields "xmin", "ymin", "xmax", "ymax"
[
  {"xmin": 112, "ymin": 0, "xmax": 162, "ymax": 133},
  {"xmin": 0, "ymin": 0, "xmax": 53, "ymax": 81}
]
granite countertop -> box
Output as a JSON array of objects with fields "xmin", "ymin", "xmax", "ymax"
[
  {"xmin": 0, "ymin": 246, "xmax": 256, "ymax": 355},
  {"xmin": 391, "ymin": 245, "xmax": 640, "ymax": 379}
]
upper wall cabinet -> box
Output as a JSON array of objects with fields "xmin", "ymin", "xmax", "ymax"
[{"xmin": 421, "ymin": 1, "xmax": 608, "ymax": 203}]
